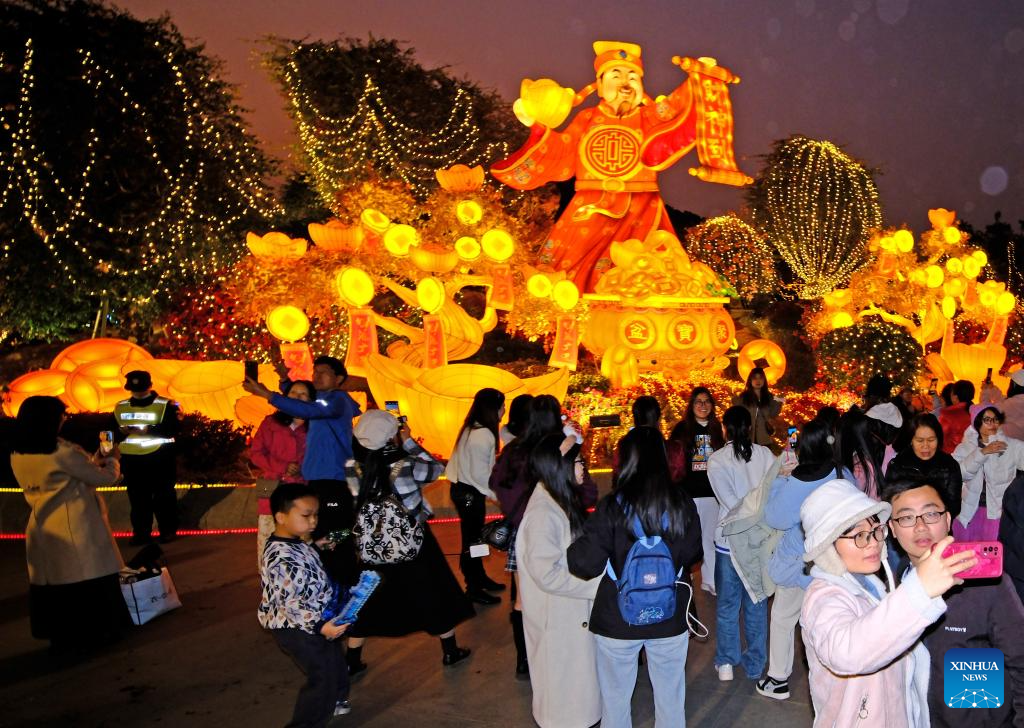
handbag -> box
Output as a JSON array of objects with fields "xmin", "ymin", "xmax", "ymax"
[
  {"xmin": 354, "ymin": 492, "xmax": 424, "ymax": 565},
  {"xmin": 480, "ymin": 485, "xmax": 534, "ymax": 552},
  {"xmin": 120, "ymin": 567, "xmax": 182, "ymax": 625}
]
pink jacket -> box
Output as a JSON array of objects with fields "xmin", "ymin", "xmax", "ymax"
[
  {"xmin": 800, "ymin": 566, "xmax": 946, "ymax": 728},
  {"xmin": 250, "ymin": 416, "xmax": 307, "ymax": 483}
]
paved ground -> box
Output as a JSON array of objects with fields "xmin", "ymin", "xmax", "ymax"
[{"xmin": 0, "ymin": 526, "xmax": 815, "ymax": 727}]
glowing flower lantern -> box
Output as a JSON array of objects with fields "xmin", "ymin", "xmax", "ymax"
[
  {"xmin": 456, "ymin": 200, "xmax": 483, "ymax": 226},
  {"xmin": 308, "ymin": 220, "xmax": 364, "ymax": 252},
  {"xmin": 416, "ymin": 277, "xmax": 446, "ymax": 314},
  {"xmin": 410, "ymin": 245, "xmax": 459, "ymax": 274},
  {"xmin": 3, "ymin": 369, "xmax": 68, "ymax": 416},
  {"xmin": 962, "ymin": 256, "xmax": 981, "ymax": 278},
  {"xmin": 517, "ymin": 78, "xmax": 576, "ymax": 128},
  {"xmin": 925, "ymin": 265, "xmax": 945, "ymax": 288},
  {"xmin": 737, "ymin": 339, "xmax": 787, "ymax": 385},
  {"xmin": 266, "ymin": 305, "xmax": 310, "ymax": 342},
  {"xmin": 335, "ymin": 267, "xmax": 376, "ymax": 307},
  {"xmin": 928, "ymin": 208, "xmax": 956, "ymax": 229},
  {"xmin": 943, "ymin": 226, "xmax": 962, "ymax": 244},
  {"xmin": 383, "ymin": 224, "xmax": 420, "ymax": 256},
  {"xmin": 455, "ymin": 236, "xmax": 481, "ymax": 261},
  {"xmin": 246, "ymin": 231, "xmax": 307, "ymax": 260},
  {"xmin": 435, "ymin": 164, "xmax": 485, "ymax": 192},
  {"xmin": 481, "ymin": 229, "xmax": 514, "ymax": 262},
  {"xmin": 946, "ymin": 258, "xmax": 963, "ymax": 274},
  {"xmin": 996, "ymin": 292, "xmax": 1016, "ymax": 316}
]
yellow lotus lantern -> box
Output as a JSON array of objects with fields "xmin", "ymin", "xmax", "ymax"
[
  {"xmin": 455, "ymin": 236, "xmax": 481, "ymax": 261},
  {"xmin": 246, "ymin": 231, "xmax": 307, "ymax": 260},
  {"xmin": 410, "ymin": 245, "xmax": 459, "ymax": 274},
  {"xmin": 416, "ymin": 277, "xmax": 446, "ymax": 314},
  {"xmin": 336, "ymin": 267, "xmax": 375, "ymax": 307},
  {"xmin": 456, "ymin": 200, "xmax": 483, "ymax": 226},
  {"xmin": 962, "ymin": 257, "xmax": 981, "ymax": 278},
  {"xmin": 737, "ymin": 339, "xmax": 787, "ymax": 385},
  {"xmin": 266, "ymin": 305, "xmax": 310, "ymax": 342},
  {"xmin": 308, "ymin": 220, "xmax": 364, "ymax": 252},
  {"xmin": 517, "ymin": 78, "xmax": 576, "ymax": 129},
  {"xmin": 925, "ymin": 265, "xmax": 945, "ymax": 288},
  {"xmin": 383, "ymin": 224, "xmax": 419, "ymax": 256},
  {"xmin": 481, "ymin": 229, "xmax": 514, "ymax": 262},
  {"xmin": 928, "ymin": 208, "xmax": 956, "ymax": 230},
  {"xmin": 360, "ymin": 208, "xmax": 391, "ymax": 235},
  {"xmin": 435, "ymin": 164, "xmax": 485, "ymax": 192}
]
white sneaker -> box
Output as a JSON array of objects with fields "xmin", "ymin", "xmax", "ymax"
[
  {"xmin": 334, "ymin": 700, "xmax": 351, "ymax": 716},
  {"xmin": 717, "ymin": 664, "xmax": 734, "ymax": 681}
]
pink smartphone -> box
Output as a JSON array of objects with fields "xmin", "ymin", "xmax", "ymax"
[{"xmin": 941, "ymin": 541, "xmax": 1003, "ymax": 579}]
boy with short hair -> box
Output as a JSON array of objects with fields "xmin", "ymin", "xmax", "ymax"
[{"xmin": 259, "ymin": 483, "xmax": 351, "ymax": 725}]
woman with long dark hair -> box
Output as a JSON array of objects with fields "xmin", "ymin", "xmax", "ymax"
[
  {"xmin": 489, "ymin": 394, "xmax": 588, "ymax": 677},
  {"xmin": 10, "ymin": 395, "xmax": 129, "ymax": 652},
  {"xmin": 668, "ymin": 386, "xmax": 725, "ymax": 594},
  {"xmin": 344, "ymin": 410, "xmax": 474, "ymax": 671},
  {"xmin": 837, "ymin": 408, "xmax": 888, "ymax": 499},
  {"xmin": 707, "ymin": 406, "xmax": 774, "ymax": 682},
  {"xmin": 517, "ymin": 433, "xmax": 600, "ymax": 727},
  {"xmin": 500, "ymin": 393, "xmax": 534, "ymax": 445},
  {"xmin": 446, "ymin": 387, "xmax": 506, "ymax": 603},
  {"xmin": 568, "ymin": 427, "xmax": 703, "ymax": 726},
  {"xmin": 759, "ymin": 417, "xmax": 849, "ymax": 701},
  {"xmin": 732, "ymin": 367, "xmax": 784, "ymax": 451}
]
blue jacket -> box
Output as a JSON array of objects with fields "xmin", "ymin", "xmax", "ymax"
[
  {"xmin": 764, "ymin": 465, "xmax": 849, "ymax": 589},
  {"xmin": 269, "ymin": 390, "xmax": 361, "ymax": 481}
]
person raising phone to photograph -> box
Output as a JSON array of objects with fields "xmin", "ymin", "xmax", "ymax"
[{"xmin": 882, "ymin": 478, "xmax": 1024, "ymax": 728}]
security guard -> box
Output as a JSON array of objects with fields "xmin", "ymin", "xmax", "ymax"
[{"xmin": 115, "ymin": 370, "xmax": 180, "ymax": 544}]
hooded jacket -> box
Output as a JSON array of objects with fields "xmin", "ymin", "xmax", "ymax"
[
  {"xmin": 953, "ymin": 427, "xmax": 1024, "ymax": 525},
  {"xmin": 801, "ymin": 565, "xmax": 943, "ymax": 728}
]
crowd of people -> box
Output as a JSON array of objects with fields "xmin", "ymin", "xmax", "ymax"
[{"xmin": 8, "ymin": 354, "xmax": 1024, "ymax": 727}]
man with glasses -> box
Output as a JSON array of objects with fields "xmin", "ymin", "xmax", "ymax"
[{"xmin": 882, "ymin": 479, "xmax": 1024, "ymax": 728}]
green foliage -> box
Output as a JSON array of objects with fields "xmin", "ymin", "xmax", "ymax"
[
  {"xmin": 817, "ymin": 319, "xmax": 922, "ymax": 392},
  {"xmin": 0, "ymin": 0, "xmax": 277, "ymax": 342},
  {"xmin": 175, "ymin": 412, "xmax": 253, "ymax": 483}
]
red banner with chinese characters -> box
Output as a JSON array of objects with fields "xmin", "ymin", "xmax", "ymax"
[
  {"xmin": 345, "ymin": 308, "xmax": 378, "ymax": 377},
  {"xmin": 488, "ymin": 265, "xmax": 515, "ymax": 311},
  {"xmin": 680, "ymin": 57, "xmax": 751, "ymax": 187},
  {"xmin": 279, "ymin": 342, "xmax": 314, "ymax": 382},
  {"xmin": 548, "ymin": 314, "xmax": 580, "ymax": 370},
  {"xmin": 423, "ymin": 314, "xmax": 448, "ymax": 369}
]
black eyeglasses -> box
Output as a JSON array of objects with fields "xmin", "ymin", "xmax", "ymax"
[
  {"xmin": 890, "ymin": 510, "xmax": 947, "ymax": 529},
  {"xmin": 836, "ymin": 523, "xmax": 888, "ymax": 548},
  {"xmin": 981, "ymin": 416, "xmax": 1000, "ymax": 425}
]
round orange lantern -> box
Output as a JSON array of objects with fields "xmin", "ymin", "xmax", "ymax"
[{"xmin": 737, "ymin": 339, "xmax": 787, "ymax": 385}]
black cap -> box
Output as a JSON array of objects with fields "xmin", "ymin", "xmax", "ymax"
[{"xmin": 124, "ymin": 370, "xmax": 153, "ymax": 391}]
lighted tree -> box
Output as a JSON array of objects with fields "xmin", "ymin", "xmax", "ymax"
[
  {"xmin": 684, "ymin": 214, "xmax": 778, "ymax": 302},
  {"xmin": 747, "ymin": 136, "xmax": 882, "ymax": 299},
  {"xmin": 263, "ymin": 37, "xmax": 524, "ymax": 204},
  {"xmin": 817, "ymin": 320, "xmax": 923, "ymax": 391},
  {"xmin": 0, "ymin": 0, "xmax": 278, "ymax": 342}
]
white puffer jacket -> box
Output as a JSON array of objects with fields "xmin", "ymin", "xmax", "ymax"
[{"xmin": 952, "ymin": 427, "xmax": 1024, "ymax": 525}]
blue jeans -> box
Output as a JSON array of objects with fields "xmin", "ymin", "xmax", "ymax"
[
  {"xmin": 594, "ymin": 631, "xmax": 689, "ymax": 728},
  {"xmin": 714, "ymin": 549, "xmax": 767, "ymax": 679}
]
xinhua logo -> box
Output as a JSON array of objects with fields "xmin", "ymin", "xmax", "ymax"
[{"xmin": 944, "ymin": 648, "xmax": 1004, "ymax": 709}]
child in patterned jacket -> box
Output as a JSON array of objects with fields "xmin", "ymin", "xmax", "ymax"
[{"xmin": 259, "ymin": 482, "xmax": 351, "ymax": 724}]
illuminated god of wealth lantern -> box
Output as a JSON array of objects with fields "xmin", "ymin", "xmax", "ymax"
[{"xmin": 492, "ymin": 41, "xmax": 750, "ymax": 293}]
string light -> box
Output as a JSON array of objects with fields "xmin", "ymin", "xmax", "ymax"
[
  {"xmin": 684, "ymin": 215, "xmax": 777, "ymax": 300},
  {"xmin": 281, "ymin": 47, "xmax": 508, "ymax": 202},
  {"xmin": 750, "ymin": 137, "xmax": 881, "ymax": 299}
]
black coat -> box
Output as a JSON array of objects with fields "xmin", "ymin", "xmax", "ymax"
[
  {"xmin": 1000, "ymin": 473, "xmax": 1024, "ymax": 609},
  {"xmin": 567, "ymin": 493, "xmax": 703, "ymax": 640},
  {"xmin": 885, "ymin": 449, "xmax": 964, "ymax": 517}
]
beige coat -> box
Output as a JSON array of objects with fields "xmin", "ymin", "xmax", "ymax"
[
  {"xmin": 516, "ymin": 485, "xmax": 601, "ymax": 728},
  {"xmin": 12, "ymin": 440, "xmax": 123, "ymax": 585}
]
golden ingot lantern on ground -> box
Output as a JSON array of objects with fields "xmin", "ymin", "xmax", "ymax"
[
  {"xmin": 266, "ymin": 305, "xmax": 310, "ymax": 342},
  {"xmin": 435, "ymin": 164, "xmax": 485, "ymax": 192},
  {"xmin": 246, "ymin": 231, "xmax": 307, "ymax": 260},
  {"xmin": 308, "ymin": 220, "xmax": 363, "ymax": 251}
]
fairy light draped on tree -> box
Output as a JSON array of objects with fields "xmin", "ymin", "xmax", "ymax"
[
  {"xmin": 684, "ymin": 215, "xmax": 777, "ymax": 301},
  {"xmin": 748, "ymin": 136, "xmax": 881, "ymax": 299}
]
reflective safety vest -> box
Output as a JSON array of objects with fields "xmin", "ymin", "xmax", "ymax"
[{"xmin": 114, "ymin": 397, "xmax": 174, "ymax": 455}]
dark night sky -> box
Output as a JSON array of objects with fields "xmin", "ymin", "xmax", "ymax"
[{"xmin": 119, "ymin": 0, "xmax": 1024, "ymax": 230}]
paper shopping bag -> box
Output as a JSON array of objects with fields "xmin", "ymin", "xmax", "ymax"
[{"xmin": 121, "ymin": 567, "xmax": 182, "ymax": 625}]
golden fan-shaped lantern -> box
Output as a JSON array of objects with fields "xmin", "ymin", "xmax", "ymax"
[
  {"xmin": 246, "ymin": 231, "xmax": 307, "ymax": 260},
  {"xmin": 308, "ymin": 220, "xmax": 364, "ymax": 252},
  {"xmin": 435, "ymin": 164, "xmax": 485, "ymax": 192}
]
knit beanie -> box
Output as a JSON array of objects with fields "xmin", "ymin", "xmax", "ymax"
[
  {"xmin": 801, "ymin": 479, "xmax": 892, "ymax": 576},
  {"xmin": 354, "ymin": 409, "xmax": 399, "ymax": 451}
]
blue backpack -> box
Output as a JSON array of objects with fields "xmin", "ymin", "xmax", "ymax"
[{"xmin": 606, "ymin": 513, "xmax": 681, "ymax": 626}]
